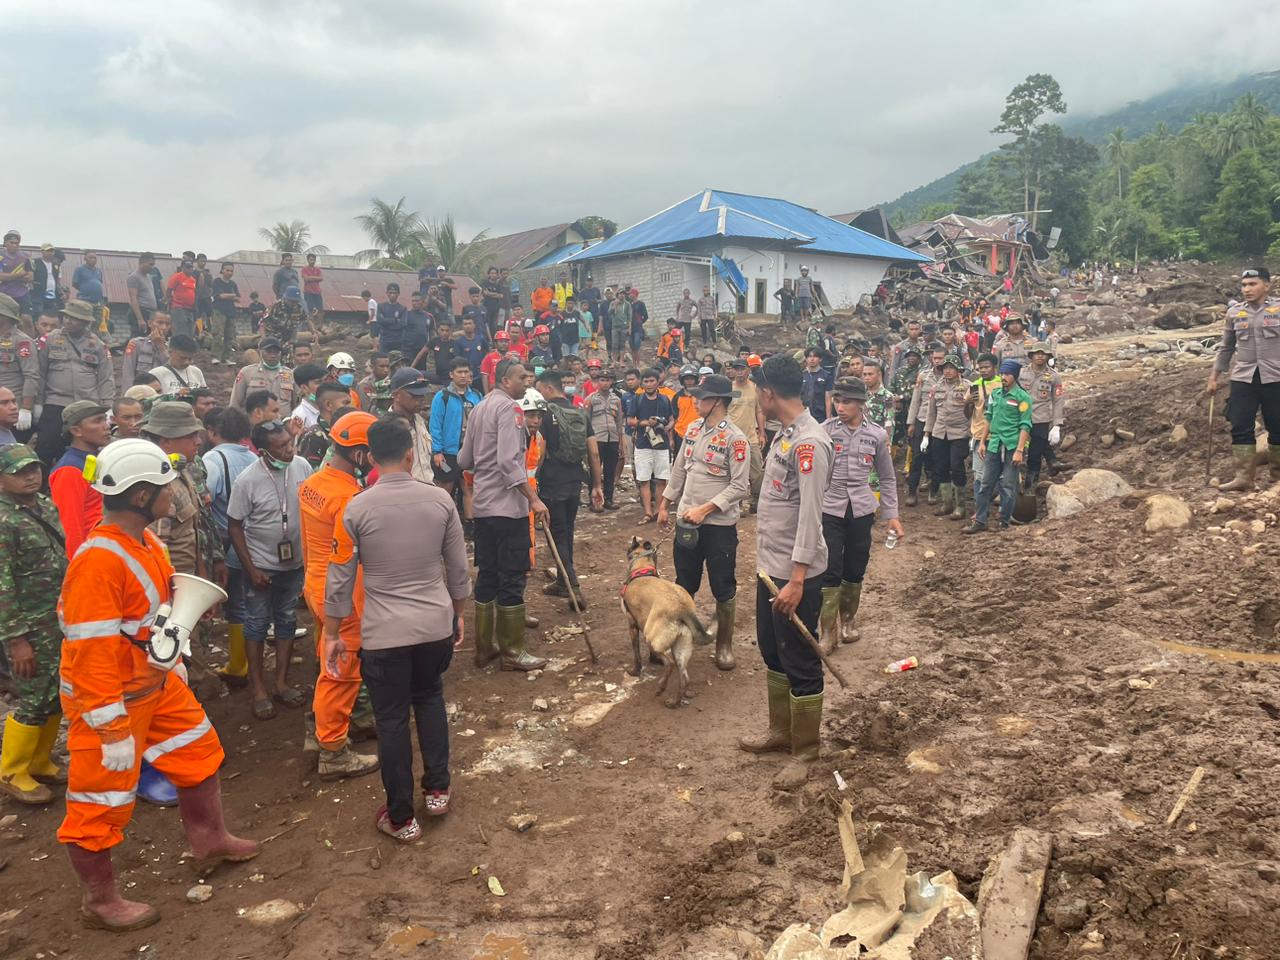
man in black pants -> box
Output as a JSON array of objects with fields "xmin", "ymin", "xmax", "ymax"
[
  {"xmin": 658, "ymin": 374, "xmax": 750, "ymax": 671},
  {"xmin": 458, "ymin": 357, "xmax": 550, "ymax": 671},
  {"xmin": 325, "ymin": 418, "xmax": 472, "ymax": 840},
  {"xmin": 819, "ymin": 379, "xmax": 903, "ymax": 653},
  {"xmin": 738, "ymin": 356, "xmax": 833, "ymax": 791},
  {"xmin": 535, "ymin": 369, "xmax": 604, "ymax": 607},
  {"xmin": 1208, "ymin": 266, "xmax": 1280, "ymax": 492},
  {"xmin": 585, "ymin": 365, "xmax": 625, "ymax": 510}
]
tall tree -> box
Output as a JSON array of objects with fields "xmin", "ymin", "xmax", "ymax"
[
  {"xmin": 257, "ymin": 220, "xmax": 330, "ymax": 254},
  {"xmin": 422, "ymin": 216, "xmax": 490, "ymax": 275},
  {"xmin": 1105, "ymin": 127, "xmax": 1132, "ymax": 199},
  {"xmin": 1202, "ymin": 148, "xmax": 1273, "ymax": 255},
  {"xmin": 354, "ymin": 197, "xmax": 427, "ymax": 267},
  {"xmin": 576, "ymin": 215, "xmax": 618, "ymax": 239},
  {"xmin": 992, "ymin": 73, "xmax": 1067, "ymax": 226}
]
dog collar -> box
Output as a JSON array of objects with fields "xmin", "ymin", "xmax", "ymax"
[{"xmin": 621, "ymin": 564, "xmax": 659, "ymax": 595}]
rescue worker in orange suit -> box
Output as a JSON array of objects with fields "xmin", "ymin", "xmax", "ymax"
[
  {"xmin": 58, "ymin": 438, "xmax": 258, "ymax": 931},
  {"xmin": 297, "ymin": 411, "xmax": 381, "ymax": 781}
]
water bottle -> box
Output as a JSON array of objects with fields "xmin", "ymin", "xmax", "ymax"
[{"xmin": 885, "ymin": 529, "xmax": 899, "ymax": 550}]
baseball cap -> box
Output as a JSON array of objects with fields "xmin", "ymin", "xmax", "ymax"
[
  {"xmin": 689, "ymin": 374, "xmax": 737, "ymax": 401},
  {"xmin": 727, "ymin": 357, "xmax": 748, "ymax": 368},
  {"xmin": 2, "ymin": 229, "xmax": 19, "ymax": 242},
  {"xmin": 62, "ymin": 400, "xmax": 108, "ymax": 428},
  {"xmin": 0, "ymin": 443, "xmax": 40, "ymax": 474},
  {"xmin": 283, "ymin": 285, "xmax": 303, "ymax": 302},
  {"xmin": 831, "ymin": 378, "xmax": 867, "ymax": 401},
  {"xmin": 389, "ymin": 367, "xmax": 431, "ymax": 395},
  {"xmin": 259, "ymin": 336, "xmax": 282, "ymax": 351}
]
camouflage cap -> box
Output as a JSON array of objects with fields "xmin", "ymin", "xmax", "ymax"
[
  {"xmin": 60, "ymin": 299, "xmax": 96, "ymax": 324},
  {"xmin": 62, "ymin": 399, "xmax": 108, "ymax": 427},
  {"xmin": 0, "ymin": 443, "xmax": 40, "ymax": 474},
  {"xmin": 0, "ymin": 292, "xmax": 20, "ymax": 322},
  {"xmin": 386, "ymin": 350, "xmax": 406, "ymax": 366},
  {"xmin": 1026, "ymin": 340, "xmax": 1053, "ymax": 355}
]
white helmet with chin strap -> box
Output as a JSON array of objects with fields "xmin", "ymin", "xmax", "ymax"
[
  {"xmin": 519, "ymin": 388, "xmax": 547, "ymax": 412},
  {"xmin": 87, "ymin": 438, "xmax": 179, "ymax": 495},
  {"xmin": 327, "ymin": 351, "xmax": 356, "ymax": 371}
]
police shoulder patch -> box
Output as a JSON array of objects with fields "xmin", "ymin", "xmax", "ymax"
[
  {"xmin": 796, "ymin": 442, "xmax": 816, "ymax": 474},
  {"xmin": 17, "ymin": 343, "xmax": 31, "ymax": 358},
  {"xmin": 733, "ymin": 439, "xmax": 747, "ymax": 462}
]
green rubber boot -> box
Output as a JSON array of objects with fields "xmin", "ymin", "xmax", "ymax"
[
  {"xmin": 738, "ymin": 670, "xmax": 791, "ymax": 754},
  {"xmin": 773, "ymin": 691, "xmax": 823, "ymax": 790},
  {"xmin": 838, "ymin": 581, "xmax": 862, "ymax": 644},
  {"xmin": 497, "ymin": 604, "xmax": 547, "ymax": 672},
  {"xmin": 474, "ymin": 599, "xmax": 499, "ymax": 668},
  {"xmin": 1219, "ymin": 444, "xmax": 1258, "ymax": 493},
  {"xmin": 950, "ymin": 485, "xmax": 967, "ymax": 520},
  {"xmin": 933, "ymin": 483, "xmax": 954, "ymax": 516},
  {"xmin": 714, "ymin": 598, "xmax": 737, "ymax": 671},
  {"xmin": 818, "ymin": 585, "xmax": 841, "ymax": 655}
]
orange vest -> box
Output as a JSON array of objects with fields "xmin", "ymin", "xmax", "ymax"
[{"xmin": 298, "ymin": 465, "xmax": 363, "ymax": 616}]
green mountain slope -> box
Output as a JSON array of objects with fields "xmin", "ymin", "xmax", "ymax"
[{"xmin": 880, "ymin": 70, "xmax": 1280, "ymax": 224}]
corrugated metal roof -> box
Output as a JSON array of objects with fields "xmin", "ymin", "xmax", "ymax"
[
  {"xmin": 23, "ymin": 247, "xmax": 477, "ymax": 316},
  {"xmin": 523, "ymin": 241, "xmax": 589, "ymax": 271},
  {"xmin": 463, "ymin": 223, "xmax": 577, "ymax": 272},
  {"xmin": 566, "ymin": 190, "xmax": 931, "ymax": 265}
]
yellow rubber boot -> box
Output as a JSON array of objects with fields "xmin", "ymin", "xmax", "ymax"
[
  {"xmin": 221, "ymin": 623, "xmax": 248, "ymax": 679},
  {"xmin": 29, "ymin": 713, "xmax": 67, "ymax": 784},
  {"xmin": 0, "ymin": 714, "xmax": 55, "ymax": 804}
]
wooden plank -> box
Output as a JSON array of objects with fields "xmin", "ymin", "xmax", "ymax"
[
  {"xmin": 978, "ymin": 827, "xmax": 1053, "ymax": 960},
  {"xmin": 1166, "ymin": 766, "xmax": 1206, "ymax": 827}
]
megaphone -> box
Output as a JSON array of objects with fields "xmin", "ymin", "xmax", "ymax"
[{"xmin": 146, "ymin": 573, "xmax": 227, "ymax": 671}]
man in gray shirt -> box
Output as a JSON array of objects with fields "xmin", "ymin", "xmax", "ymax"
[{"xmin": 325, "ymin": 418, "xmax": 470, "ymax": 841}]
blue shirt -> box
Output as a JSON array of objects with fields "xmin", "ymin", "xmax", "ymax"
[
  {"xmin": 72, "ymin": 264, "xmax": 104, "ymax": 304},
  {"xmin": 428, "ymin": 386, "xmax": 482, "ymax": 455},
  {"xmin": 376, "ymin": 301, "xmax": 407, "ymax": 351},
  {"xmin": 454, "ymin": 331, "xmax": 488, "ymax": 376},
  {"xmin": 632, "ymin": 393, "xmax": 672, "ymax": 449},
  {"xmin": 202, "ymin": 442, "xmax": 259, "ymax": 564}
]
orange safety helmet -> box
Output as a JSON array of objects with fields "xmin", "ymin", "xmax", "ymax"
[
  {"xmin": 747, "ymin": 353, "xmax": 763, "ymax": 368},
  {"xmin": 330, "ymin": 410, "xmax": 377, "ymax": 448}
]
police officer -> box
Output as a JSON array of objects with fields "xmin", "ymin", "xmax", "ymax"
[
  {"xmin": 904, "ymin": 344, "xmax": 946, "ymax": 506},
  {"xmin": 458, "ymin": 356, "xmax": 550, "ymax": 672},
  {"xmin": 887, "ymin": 318, "xmax": 924, "ymax": 383},
  {"xmin": 922, "ymin": 355, "xmax": 972, "ymax": 520},
  {"xmin": 1018, "ymin": 341, "xmax": 1065, "ymax": 488},
  {"xmin": 0, "ymin": 444, "xmax": 68, "ymax": 805},
  {"xmin": 0, "ymin": 293, "xmax": 38, "ymax": 439},
  {"xmin": 1208, "ymin": 266, "xmax": 1280, "ymax": 492},
  {"xmin": 36, "ymin": 299, "xmax": 114, "ymax": 465},
  {"xmin": 229, "ymin": 337, "xmax": 296, "ymax": 415},
  {"xmin": 819, "ymin": 379, "xmax": 901, "ymax": 654},
  {"xmin": 738, "ymin": 355, "xmax": 833, "ymax": 791},
  {"xmin": 657, "ymin": 374, "xmax": 749, "ymax": 671},
  {"xmin": 121, "ymin": 310, "xmax": 171, "ymax": 388}
]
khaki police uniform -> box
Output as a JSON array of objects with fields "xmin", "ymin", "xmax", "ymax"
[
  {"xmin": 756, "ymin": 411, "xmax": 832, "ymax": 697},
  {"xmin": 230, "ymin": 362, "xmax": 296, "ymax": 415},
  {"xmin": 906, "ymin": 366, "xmax": 945, "ymax": 497},
  {"xmin": 993, "ymin": 332, "xmax": 1031, "ymax": 365},
  {"xmin": 821, "ymin": 417, "xmax": 896, "ymax": 590},
  {"xmin": 664, "ymin": 416, "xmax": 749, "ymax": 602},
  {"xmin": 0, "ymin": 326, "xmax": 39, "ymax": 410},
  {"xmin": 1215, "ymin": 295, "xmax": 1280, "ymax": 449},
  {"xmin": 121, "ymin": 336, "xmax": 169, "ymax": 388},
  {"xmin": 924, "ymin": 375, "xmax": 971, "ymax": 491},
  {"xmin": 36, "ymin": 329, "xmax": 113, "ymax": 465},
  {"xmin": 1018, "ymin": 363, "xmax": 1065, "ymax": 479}
]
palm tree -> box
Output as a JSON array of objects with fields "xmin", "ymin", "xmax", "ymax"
[
  {"xmin": 1152, "ymin": 121, "xmax": 1171, "ymax": 142},
  {"xmin": 1105, "ymin": 127, "xmax": 1131, "ymax": 200},
  {"xmin": 422, "ymin": 216, "xmax": 490, "ymax": 276},
  {"xmin": 1234, "ymin": 92, "xmax": 1268, "ymax": 140},
  {"xmin": 354, "ymin": 197, "xmax": 427, "ymax": 268},
  {"xmin": 1209, "ymin": 113, "xmax": 1250, "ymax": 164},
  {"xmin": 257, "ymin": 219, "xmax": 330, "ymax": 254}
]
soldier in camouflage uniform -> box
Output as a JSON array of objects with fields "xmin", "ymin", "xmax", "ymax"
[
  {"xmin": 0, "ymin": 444, "xmax": 68, "ymax": 805},
  {"xmin": 261, "ymin": 286, "xmax": 316, "ymax": 361},
  {"xmin": 369, "ymin": 350, "xmax": 403, "ymax": 414},
  {"xmin": 861, "ymin": 358, "xmax": 896, "ymax": 432},
  {"xmin": 888, "ymin": 347, "xmax": 921, "ymax": 456}
]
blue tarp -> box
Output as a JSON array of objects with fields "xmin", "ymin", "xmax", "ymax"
[
  {"xmin": 712, "ymin": 255, "xmax": 746, "ymax": 295},
  {"xmin": 566, "ymin": 189, "xmax": 931, "ymax": 265}
]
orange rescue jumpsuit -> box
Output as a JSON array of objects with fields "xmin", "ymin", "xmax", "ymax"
[
  {"xmin": 298, "ymin": 466, "xmax": 364, "ymax": 747},
  {"xmin": 57, "ymin": 526, "xmax": 223, "ymax": 851},
  {"xmin": 526, "ymin": 432, "xmax": 543, "ymax": 566}
]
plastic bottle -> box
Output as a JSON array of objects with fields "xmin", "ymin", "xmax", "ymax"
[
  {"xmin": 885, "ymin": 529, "xmax": 899, "ymax": 550},
  {"xmin": 884, "ymin": 656, "xmax": 919, "ymax": 674}
]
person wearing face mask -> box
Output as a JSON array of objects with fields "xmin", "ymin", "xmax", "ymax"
[
  {"xmin": 230, "ymin": 337, "xmax": 295, "ymax": 415},
  {"xmin": 325, "ymin": 353, "xmax": 362, "ymax": 410},
  {"xmin": 288, "ymin": 363, "xmax": 326, "ymax": 431},
  {"xmin": 57, "ymin": 438, "xmax": 258, "ymax": 931},
  {"xmin": 657, "ymin": 374, "xmax": 749, "ymax": 671},
  {"xmin": 297, "ymin": 412, "xmax": 381, "ymax": 782},
  {"xmin": 227, "ymin": 420, "xmax": 311, "ymax": 720}
]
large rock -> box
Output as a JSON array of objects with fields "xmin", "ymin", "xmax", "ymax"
[
  {"xmin": 1153, "ymin": 302, "xmax": 1198, "ymax": 330},
  {"xmin": 1046, "ymin": 469, "xmax": 1133, "ymax": 519},
  {"xmin": 1144, "ymin": 494, "xmax": 1191, "ymax": 532}
]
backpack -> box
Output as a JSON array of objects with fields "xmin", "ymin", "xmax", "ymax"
[{"xmin": 547, "ymin": 402, "xmax": 589, "ymax": 466}]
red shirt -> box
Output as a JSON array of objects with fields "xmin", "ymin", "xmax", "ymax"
[
  {"xmin": 480, "ymin": 350, "xmax": 509, "ymax": 388},
  {"xmin": 301, "ymin": 266, "xmax": 323, "ymax": 295},
  {"xmin": 167, "ymin": 271, "xmax": 196, "ymax": 309}
]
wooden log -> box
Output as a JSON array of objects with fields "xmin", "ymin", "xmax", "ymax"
[{"xmin": 1166, "ymin": 766, "xmax": 1205, "ymax": 827}]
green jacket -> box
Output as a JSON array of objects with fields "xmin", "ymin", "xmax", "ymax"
[{"xmin": 984, "ymin": 383, "xmax": 1033, "ymax": 454}]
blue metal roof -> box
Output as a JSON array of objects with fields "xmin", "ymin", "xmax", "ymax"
[
  {"xmin": 565, "ymin": 189, "xmax": 931, "ymax": 265},
  {"xmin": 524, "ymin": 242, "xmax": 584, "ymax": 271}
]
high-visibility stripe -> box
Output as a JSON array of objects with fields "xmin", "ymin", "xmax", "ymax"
[
  {"xmin": 61, "ymin": 618, "xmax": 123, "ymax": 641},
  {"xmin": 142, "ymin": 716, "xmax": 212, "ymax": 763},
  {"xmin": 66, "ymin": 789, "xmax": 136, "ymax": 807},
  {"xmin": 76, "ymin": 536, "xmax": 161, "ymax": 611},
  {"xmin": 82, "ymin": 700, "xmax": 127, "ymax": 728},
  {"xmin": 60, "ymin": 679, "xmax": 75, "ymax": 696}
]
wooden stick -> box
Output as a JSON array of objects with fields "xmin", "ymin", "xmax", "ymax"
[
  {"xmin": 538, "ymin": 520, "xmax": 598, "ymax": 664},
  {"xmin": 1166, "ymin": 766, "xmax": 1205, "ymax": 826},
  {"xmin": 1205, "ymin": 395, "xmax": 1215, "ymax": 482},
  {"xmin": 757, "ymin": 570, "xmax": 849, "ymax": 689}
]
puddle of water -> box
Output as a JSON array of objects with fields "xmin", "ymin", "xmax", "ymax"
[{"xmin": 1151, "ymin": 639, "xmax": 1280, "ymax": 665}]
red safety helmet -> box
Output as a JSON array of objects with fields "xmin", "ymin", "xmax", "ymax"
[
  {"xmin": 586, "ymin": 358, "xmax": 603, "ymax": 369},
  {"xmin": 747, "ymin": 353, "xmax": 763, "ymax": 368},
  {"xmin": 533, "ymin": 324, "xmax": 550, "ymax": 336},
  {"xmin": 494, "ymin": 331, "xmax": 510, "ymax": 341}
]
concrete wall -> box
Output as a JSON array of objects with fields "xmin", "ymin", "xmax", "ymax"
[{"xmin": 723, "ymin": 245, "xmax": 891, "ymax": 313}]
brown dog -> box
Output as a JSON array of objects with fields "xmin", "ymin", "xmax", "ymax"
[{"xmin": 620, "ymin": 537, "xmax": 712, "ymax": 708}]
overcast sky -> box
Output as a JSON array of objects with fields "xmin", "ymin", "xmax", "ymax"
[{"xmin": 5, "ymin": 0, "xmax": 1277, "ymax": 258}]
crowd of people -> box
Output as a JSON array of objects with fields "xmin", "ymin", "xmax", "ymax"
[{"xmin": 4, "ymin": 219, "xmax": 1275, "ymax": 933}]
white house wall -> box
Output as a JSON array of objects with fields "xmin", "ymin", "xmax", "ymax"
[{"xmin": 721, "ymin": 245, "xmax": 892, "ymax": 313}]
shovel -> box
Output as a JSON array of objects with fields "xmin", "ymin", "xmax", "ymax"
[{"xmin": 1013, "ymin": 468, "xmax": 1038, "ymax": 524}]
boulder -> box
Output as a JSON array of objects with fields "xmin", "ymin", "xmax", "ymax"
[
  {"xmin": 1153, "ymin": 302, "xmax": 1198, "ymax": 330},
  {"xmin": 1046, "ymin": 469, "xmax": 1133, "ymax": 520},
  {"xmin": 1144, "ymin": 494, "xmax": 1191, "ymax": 532}
]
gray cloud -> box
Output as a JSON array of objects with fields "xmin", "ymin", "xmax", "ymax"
[{"xmin": 4, "ymin": 0, "xmax": 1277, "ymax": 258}]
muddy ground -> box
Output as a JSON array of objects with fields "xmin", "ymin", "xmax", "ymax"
[{"xmin": 2, "ymin": 293, "xmax": 1279, "ymax": 960}]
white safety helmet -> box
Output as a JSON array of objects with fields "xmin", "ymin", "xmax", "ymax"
[
  {"xmin": 519, "ymin": 388, "xmax": 547, "ymax": 413},
  {"xmin": 327, "ymin": 351, "xmax": 356, "ymax": 371},
  {"xmin": 87, "ymin": 438, "xmax": 179, "ymax": 495}
]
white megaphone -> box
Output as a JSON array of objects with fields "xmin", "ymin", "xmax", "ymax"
[{"xmin": 146, "ymin": 573, "xmax": 228, "ymax": 671}]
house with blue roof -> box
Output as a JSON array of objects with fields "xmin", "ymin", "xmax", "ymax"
[{"xmin": 560, "ymin": 189, "xmax": 931, "ymax": 328}]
